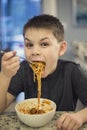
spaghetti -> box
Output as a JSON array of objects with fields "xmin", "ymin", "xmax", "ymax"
[
  {"xmin": 30, "ymin": 61, "xmax": 45, "ymax": 112},
  {"xmin": 17, "ymin": 99, "xmax": 53, "ymax": 114}
]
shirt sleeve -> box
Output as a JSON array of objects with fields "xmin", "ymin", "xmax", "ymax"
[{"xmin": 71, "ymin": 64, "xmax": 87, "ymax": 107}]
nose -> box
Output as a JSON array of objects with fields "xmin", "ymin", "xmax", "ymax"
[{"xmin": 32, "ymin": 46, "xmax": 40, "ymax": 56}]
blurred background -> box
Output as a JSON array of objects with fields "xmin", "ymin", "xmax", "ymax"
[
  {"xmin": 0, "ymin": 0, "xmax": 41, "ymax": 58},
  {"xmin": 0, "ymin": 0, "xmax": 87, "ymax": 60}
]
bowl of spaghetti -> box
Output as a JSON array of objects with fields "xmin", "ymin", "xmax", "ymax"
[{"xmin": 15, "ymin": 98, "xmax": 56, "ymax": 127}]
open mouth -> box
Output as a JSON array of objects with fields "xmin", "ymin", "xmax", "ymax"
[{"xmin": 32, "ymin": 60, "xmax": 46, "ymax": 65}]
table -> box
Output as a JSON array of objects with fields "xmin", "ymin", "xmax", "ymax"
[{"xmin": 0, "ymin": 112, "xmax": 87, "ymax": 130}]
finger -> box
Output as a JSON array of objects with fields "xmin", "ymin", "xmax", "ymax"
[
  {"xmin": 5, "ymin": 56, "xmax": 20, "ymax": 66},
  {"xmin": 8, "ymin": 60, "xmax": 20, "ymax": 69},
  {"xmin": 11, "ymin": 65, "xmax": 20, "ymax": 74},
  {"xmin": 72, "ymin": 124, "xmax": 79, "ymax": 130},
  {"xmin": 56, "ymin": 112, "xmax": 68, "ymax": 129},
  {"xmin": 65, "ymin": 113, "xmax": 82, "ymax": 130},
  {"xmin": 72, "ymin": 120, "xmax": 82, "ymax": 130},
  {"xmin": 67, "ymin": 120, "xmax": 76, "ymax": 130},
  {"xmin": 62, "ymin": 115, "xmax": 71, "ymax": 130},
  {"xmin": 2, "ymin": 51, "xmax": 17, "ymax": 61},
  {"xmin": 4, "ymin": 62, "xmax": 20, "ymax": 78},
  {"xmin": 1, "ymin": 56, "xmax": 20, "ymax": 71}
]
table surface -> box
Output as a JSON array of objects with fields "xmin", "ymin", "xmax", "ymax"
[{"xmin": 0, "ymin": 112, "xmax": 87, "ymax": 130}]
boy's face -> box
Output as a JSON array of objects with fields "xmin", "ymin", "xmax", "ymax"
[{"xmin": 24, "ymin": 28, "xmax": 66, "ymax": 77}]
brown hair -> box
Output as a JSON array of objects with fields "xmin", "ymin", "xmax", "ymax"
[{"xmin": 23, "ymin": 14, "xmax": 64, "ymax": 42}]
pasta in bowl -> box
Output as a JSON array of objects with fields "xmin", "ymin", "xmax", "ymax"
[{"xmin": 15, "ymin": 98, "xmax": 56, "ymax": 127}]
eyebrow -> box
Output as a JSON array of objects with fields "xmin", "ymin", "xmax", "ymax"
[
  {"xmin": 24, "ymin": 37, "xmax": 49, "ymax": 42},
  {"xmin": 24, "ymin": 37, "xmax": 31, "ymax": 42}
]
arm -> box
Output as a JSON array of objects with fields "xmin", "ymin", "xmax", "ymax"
[
  {"xmin": 0, "ymin": 51, "xmax": 20, "ymax": 112},
  {"xmin": 56, "ymin": 107, "xmax": 87, "ymax": 130},
  {"xmin": 56, "ymin": 64, "xmax": 87, "ymax": 130}
]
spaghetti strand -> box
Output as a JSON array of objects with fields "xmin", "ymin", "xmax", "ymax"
[{"xmin": 30, "ymin": 61, "xmax": 45, "ymax": 112}]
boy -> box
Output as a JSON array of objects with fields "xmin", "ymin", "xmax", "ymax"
[{"xmin": 0, "ymin": 14, "xmax": 87, "ymax": 130}]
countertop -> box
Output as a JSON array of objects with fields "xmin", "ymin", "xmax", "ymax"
[{"xmin": 0, "ymin": 112, "xmax": 87, "ymax": 130}]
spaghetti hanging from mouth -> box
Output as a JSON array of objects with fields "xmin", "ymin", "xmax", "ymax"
[{"xmin": 30, "ymin": 61, "xmax": 45, "ymax": 112}]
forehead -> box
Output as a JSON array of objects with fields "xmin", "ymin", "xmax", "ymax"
[
  {"xmin": 24, "ymin": 28, "xmax": 55, "ymax": 40},
  {"xmin": 25, "ymin": 27, "xmax": 52, "ymax": 34}
]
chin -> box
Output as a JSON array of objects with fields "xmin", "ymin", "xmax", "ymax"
[
  {"xmin": 41, "ymin": 72, "xmax": 48, "ymax": 78},
  {"xmin": 41, "ymin": 74, "xmax": 47, "ymax": 78}
]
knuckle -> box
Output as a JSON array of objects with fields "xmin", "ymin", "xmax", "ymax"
[{"xmin": 62, "ymin": 124, "xmax": 66, "ymax": 129}]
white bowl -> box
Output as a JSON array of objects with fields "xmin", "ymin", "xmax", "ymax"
[{"xmin": 15, "ymin": 98, "xmax": 56, "ymax": 127}]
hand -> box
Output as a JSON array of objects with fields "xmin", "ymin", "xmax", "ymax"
[
  {"xmin": 56, "ymin": 112, "xmax": 83, "ymax": 130},
  {"xmin": 1, "ymin": 51, "xmax": 20, "ymax": 79}
]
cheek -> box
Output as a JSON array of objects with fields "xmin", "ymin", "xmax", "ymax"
[
  {"xmin": 45, "ymin": 48, "xmax": 59, "ymax": 61},
  {"xmin": 45, "ymin": 50, "xmax": 59, "ymax": 67},
  {"xmin": 43, "ymin": 51, "xmax": 58, "ymax": 76},
  {"xmin": 24, "ymin": 47, "xmax": 30, "ymax": 59}
]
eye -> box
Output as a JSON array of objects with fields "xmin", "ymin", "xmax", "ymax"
[
  {"xmin": 25, "ymin": 42, "xmax": 33, "ymax": 48},
  {"xmin": 41, "ymin": 42, "xmax": 49, "ymax": 47}
]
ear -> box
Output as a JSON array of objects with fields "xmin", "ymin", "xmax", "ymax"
[{"xmin": 58, "ymin": 41, "xmax": 67, "ymax": 56}]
